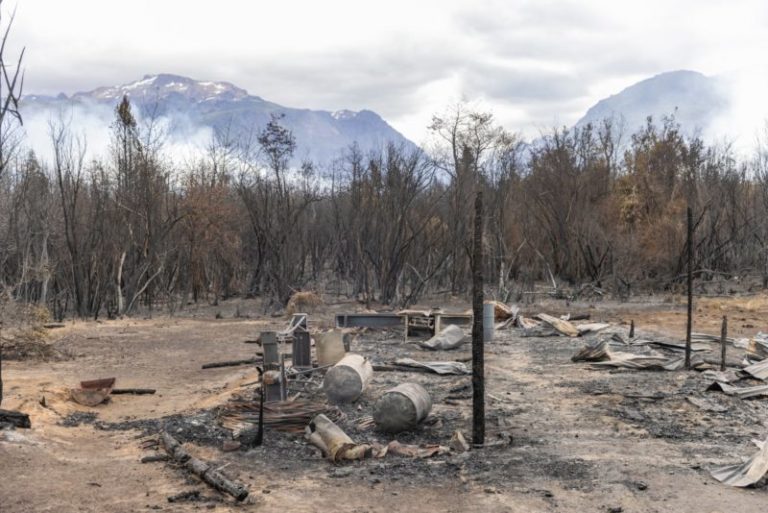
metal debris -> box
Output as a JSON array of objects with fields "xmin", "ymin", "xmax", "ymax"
[
  {"xmin": 383, "ymin": 440, "xmax": 449, "ymax": 459},
  {"xmin": 306, "ymin": 413, "xmax": 370, "ymax": 461},
  {"xmin": 711, "ymin": 436, "xmax": 768, "ymax": 487},
  {"xmin": 418, "ymin": 325, "xmax": 467, "ymax": 350},
  {"xmin": 571, "ymin": 338, "xmax": 610, "ymax": 362},
  {"xmin": 389, "ymin": 358, "xmax": 469, "ymax": 375},
  {"xmin": 743, "ymin": 358, "xmax": 768, "ymax": 381},
  {"xmin": 707, "ymin": 381, "xmax": 768, "ymax": 399},
  {"xmin": 536, "ymin": 313, "xmax": 579, "ymax": 337}
]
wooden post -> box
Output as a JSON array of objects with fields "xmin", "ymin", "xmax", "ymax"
[
  {"xmin": 685, "ymin": 206, "xmax": 694, "ymax": 370},
  {"xmin": 0, "ymin": 342, "xmax": 3, "ymax": 407},
  {"xmin": 254, "ymin": 383, "xmax": 264, "ymax": 447},
  {"xmin": 629, "ymin": 320, "xmax": 635, "ymax": 339},
  {"xmin": 0, "ymin": 320, "xmax": 4, "ymax": 407},
  {"xmin": 471, "ymin": 190, "xmax": 485, "ymax": 446},
  {"xmin": 720, "ymin": 315, "xmax": 728, "ymax": 372},
  {"xmin": 279, "ymin": 353, "xmax": 287, "ymax": 401}
]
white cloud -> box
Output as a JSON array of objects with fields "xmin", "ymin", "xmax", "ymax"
[{"xmin": 7, "ymin": 0, "xmax": 768, "ymax": 143}]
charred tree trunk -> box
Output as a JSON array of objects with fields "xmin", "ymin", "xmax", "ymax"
[
  {"xmin": 685, "ymin": 206, "xmax": 694, "ymax": 370},
  {"xmin": 471, "ymin": 190, "xmax": 485, "ymax": 446}
]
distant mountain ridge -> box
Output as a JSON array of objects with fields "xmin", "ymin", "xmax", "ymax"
[
  {"xmin": 22, "ymin": 73, "xmax": 415, "ymax": 164},
  {"xmin": 575, "ymin": 70, "xmax": 729, "ymax": 136}
]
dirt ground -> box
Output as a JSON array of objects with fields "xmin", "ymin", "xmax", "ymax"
[{"xmin": 2, "ymin": 295, "xmax": 768, "ymax": 513}]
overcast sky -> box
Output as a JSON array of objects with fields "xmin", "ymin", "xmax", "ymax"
[{"xmin": 9, "ymin": 0, "xmax": 768, "ymax": 143}]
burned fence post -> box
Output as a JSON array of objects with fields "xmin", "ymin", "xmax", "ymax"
[
  {"xmin": 471, "ymin": 190, "xmax": 485, "ymax": 447},
  {"xmin": 629, "ymin": 319, "xmax": 635, "ymax": 339},
  {"xmin": 0, "ymin": 341, "xmax": 3, "ymax": 407},
  {"xmin": 685, "ymin": 206, "xmax": 694, "ymax": 370},
  {"xmin": 720, "ymin": 315, "xmax": 728, "ymax": 372}
]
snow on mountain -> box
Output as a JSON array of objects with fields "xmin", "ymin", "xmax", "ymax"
[{"xmin": 20, "ymin": 74, "xmax": 415, "ymax": 164}]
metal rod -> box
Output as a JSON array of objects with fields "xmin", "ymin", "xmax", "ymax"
[{"xmin": 288, "ymin": 363, "xmax": 334, "ymax": 376}]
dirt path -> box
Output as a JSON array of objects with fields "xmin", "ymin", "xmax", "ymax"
[{"xmin": 1, "ymin": 299, "xmax": 767, "ymax": 512}]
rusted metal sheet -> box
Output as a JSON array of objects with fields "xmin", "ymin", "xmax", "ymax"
[{"xmin": 80, "ymin": 377, "xmax": 116, "ymax": 390}]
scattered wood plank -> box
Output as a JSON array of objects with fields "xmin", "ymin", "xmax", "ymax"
[
  {"xmin": 161, "ymin": 431, "xmax": 249, "ymax": 501},
  {"xmin": 0, "ymin": 408, "xmax": 31, "ymax": 428}
]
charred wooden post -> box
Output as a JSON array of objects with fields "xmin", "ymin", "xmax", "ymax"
[
  {"xmin": 0, "ymin": 342, "xmax": 3, "ymax": 407},
  {"xmin": 720, "ymin": 315, "xmax": 728, "ymax": 372},
  {"xmin": 255, "ymin": 385, "xmax": 264, "ymax": 446},
  {"xmin": 629, "ymin": 320, "xmax": 635, "ymax": 339},
  {"xmin": 471, "ymin": 190, "xmax": 485, "ymax": 446},
  {"xmin": 161, "ymin": 431, "xmax": 249, "ymax": 501},
  {"xmin": 279, "ymin": 353, "xmax": 287, "ymax": 401},
  {"xmin": 685, "ymin": 206, "xmax": 694, "ymax": 370}
]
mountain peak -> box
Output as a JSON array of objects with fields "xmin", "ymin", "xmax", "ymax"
[
  {"xmin": 22, "ymin": 74, "xmax": 415, "ymax": 164},
  {"xmin": 576, "ymin": 69, "xmax": 728, "ymax": 134},
  {"xmin": 74, "ymin": 73, "xmax": 250, "ymax": 103}
]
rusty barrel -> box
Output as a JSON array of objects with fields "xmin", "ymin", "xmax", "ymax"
[
  {"xmin": 322, "ymin": 353, "xmax": 372, "ymax": 403},
  {"xmin": 373, "ymin": 382, "xmax": 432, "ymax": 433}
]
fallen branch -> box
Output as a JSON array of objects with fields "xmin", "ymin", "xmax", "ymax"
[
  {"xmin": 111, "ymin": 388, "xmax": 156, "ymax": 395},
  {"xmin": 201, "ymin": 358, "xmax": 261, "ymax": 370},
  {"xmin": 161, "ymin": 431, "xmax": 249, "ymax": 501}
]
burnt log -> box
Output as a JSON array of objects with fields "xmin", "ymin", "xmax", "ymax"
[
  {"xmin": 161, "ymin": 431, "xmax": 249, "ymax": 501},
  {"xmin": 201, "ymin": 358, "xmax": 261, "ymax": 370},
  {"xmin": 0, "ymin": 408, "xmax": 30, "ymax": 428},
  {"xmin": 111, "ymin": 388, "xmax": 156, "ymax": 395}
]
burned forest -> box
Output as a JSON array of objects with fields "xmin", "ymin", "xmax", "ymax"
[
  {"xmin": 4, "ymin": 104, "xmax": 768, "ymax": 317},
  {"xmin": 4, "ymin": 1, "xmax": 768, "ymax": 513}
]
